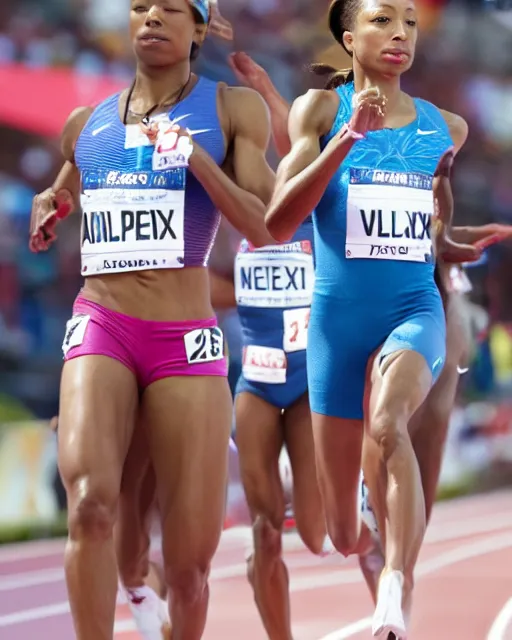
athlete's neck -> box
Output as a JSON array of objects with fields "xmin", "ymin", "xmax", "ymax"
[
  {"xmin": 353, "ymin": 70, "xmax": 402, "ymax": 113},
  {"xmin": 132, "ymin": 61, "xmax": 192, "ymax": 113}
]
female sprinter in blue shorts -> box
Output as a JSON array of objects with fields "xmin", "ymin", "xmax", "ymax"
[
  {"xmin": 264, "ymin": 0, "xmax": 480, "ymax": 636},
  {"xmin": 228, "ymin": 53, "xmax": 331, "ymax": 640},
  {"xmin": 230, "ymin": 48, "xmax": 512, "ymax": 634},
  {"xmin": 29, "ymin": 1, "xmax": 275, "ymax": 638},
  {"xmin": 233, "ymin": 224, "xmax": 331, "ymax": 639}
]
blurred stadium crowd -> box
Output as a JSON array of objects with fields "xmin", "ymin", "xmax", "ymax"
[{"xmin": 1, "ymin": 0, "xmax": 512, "ymax": 468}]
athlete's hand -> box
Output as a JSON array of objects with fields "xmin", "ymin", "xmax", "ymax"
[
  {"xmin": 349, "ymin": 88, "xmax": 387, "ymax": 136},
  {"xmin": 228, "ymin": 52, "xmax": 269, "ymax": 93},
  {"xmin": 438, "ymin": 238, "xmax": 482, "ymax": 264},
  {"xmin": 29, "ymin": 188, "xmax": 73, "ymax": 253},
  {"xmin": 208, "ymin": 0, "xmax": 233, "ymax": 41},
  {"xmin": 473, "ymin": 224, "xmax": 512, "ymax": 251}
]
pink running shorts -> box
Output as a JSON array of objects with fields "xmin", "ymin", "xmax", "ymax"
[{"xmin": 62, "ymin": 295, "xmax": 227, "ymax": 388}]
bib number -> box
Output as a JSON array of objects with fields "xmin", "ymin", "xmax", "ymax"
[
  {"xmin": 184, "ymin": 327, "xmax": 224, "ymax": 364},
  {"xmin": 62, "ymin": 314, "xmax": 90, "ymax": 356},
  {"xmin": 346, "ymin": 169, "xmax": 435, "ymax": 263},
  {"xmin": 235, "ymin": 243, "xmax": 314, "ymax": 308},
  {"xmin": 80, "ymin": 173, "xmax": 185, "ymax": 276},
  {"xmin": 283, "ymin": 307, "xmax": 310, "ymax": 352},
  {"xmin": 242, "ymin": 345, "xmax": 287, "ymax": 384}
]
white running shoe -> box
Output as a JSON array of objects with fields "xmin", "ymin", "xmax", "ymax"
[
  {"xmin": 360, "ymin": 473, "xmax": 380, "ymax": 540},
  {"xmin": 124, "ymin": 585, "xmax": 171, "ymax": 640},
  {"xmin": 372, "ymin": 571, "xmax": 407, "ymax": 639}
]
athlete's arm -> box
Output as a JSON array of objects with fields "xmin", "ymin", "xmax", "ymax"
[
  {"xmin": 451, "ymin": 224, "xmax": 512, "ymax": 246},
  {"xmin": 228, "ymin": 52, "xmax": 291, "ymax": 157},
  {"xmin": 440, "ymin": 110, "xmax": 469, "ymax": 154},
  {"xmin": 29, "ymin": 106, "xmax": 93, "ymax": 252},
  {"xmin": 209, "ymin": 269, "xmax": 236, "ymax": 309},
  {"xmin": 188, "ymin": 87, "xmax": 275, "ymax": 248},
  {"xmin": 264, "ymin": 89, "xmax": 346, "ymax": 242},
  {"xmin": 56, "ymin": 106, "xmax": 93, "ymax": 206},
  {"xmin": 433, "ymin": 111, "xmax": 479, "ymax": 263}
]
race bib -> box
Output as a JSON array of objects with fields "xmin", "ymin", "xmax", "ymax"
[
  {"xmin": 235, "ymin": 240, "xmax": 314, "ymax": 308},
  {"xmin": 124, "ymin": 117, "xmax": 194, "ymax": 170},
  {"xmin": 283, "ymin": 307, "xmax": 310, "ymax": 352},
  {"xmin": 152, "ymin": 126, "xmax": 194, "ymax": 171},
  {"xmin": 449, "ymin": 266, "xmax": 472, "ymax": 294},
  {"xmin": 242, "ymin": 345, "xmax": 287, "ymax": 384},
  {"xmin": 346, "ymin": 169, "xmax": 435, "ymax": 263},
  {"xmin": 62, "ymin": 314, "xmax": 90, "ymax": 356},
  {"xmin": 80, "ymin": 170, "xmax": 185, "ymax": 276},
  {"xmin": 184, "ymin": 327, "xmax": 224, "ymax": 364}
]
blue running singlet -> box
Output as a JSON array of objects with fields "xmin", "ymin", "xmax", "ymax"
[
  {"xmin": 235, "ymin": 219, "xmax": 314, "ymax": 409},
  {"xmin": 308, "ymin": 82, "xmax": 451, "ymax": 420}
]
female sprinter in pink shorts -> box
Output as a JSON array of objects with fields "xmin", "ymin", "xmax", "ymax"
[{"xmin": 29, "ymin": 1, "xmax": 275, "ymax": 639}]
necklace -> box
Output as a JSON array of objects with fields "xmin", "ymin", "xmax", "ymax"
[{"xmin": 122, "ymin": 74, "xmax": 192, "ymax": 126}]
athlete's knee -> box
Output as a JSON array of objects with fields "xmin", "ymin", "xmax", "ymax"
[
  {"xmin": 66, "ymin": 478, "xmax": 118, "ymax": 541},
  {"xmin": 296, "ymin": 516, "xmax": 326, "ymax": 555},
  {"xmin": 165, "ymin": 563, "xmax": 209, "ymax": 607},
  {"xmin": 252, "ymin": 513, "xmax": 283, "ymax": 558},
  {"xmin": 326, "ymin": 517, "xmax": 359, "ymax": 557},
  {"xmin": 369, "ymin": 409, "xmax": 408, "ymax": 462}
]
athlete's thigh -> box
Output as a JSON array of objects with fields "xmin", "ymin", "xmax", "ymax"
[
  {"xmin": 142, "ymin": 376, "xmax": 232, "ymax": 563},
  {"xmin": 235, "ymin": 391, "xmax": 284, "ymax": 525},
  {"xmin": 283, "ymin": 394, "xmax": 316, "ymax": 502},
  {"xmin": 312, "ymin": 413, "xmax": 363, "ymax": 525},
  {"xmin": 58, "ymin": 355, "xmax": 138, "ymax": 502},
  {"xmin": 116, "ymin": 415, "xmax": 155, "ymax": 571},
  {"xmin": 283, "ymin": 394, "xmax": 325, "ymax": 550}
]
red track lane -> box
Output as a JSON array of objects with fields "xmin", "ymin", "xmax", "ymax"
[{"xmin": 1, "ymin": 490, "xmax": 511, "ymax": 639}]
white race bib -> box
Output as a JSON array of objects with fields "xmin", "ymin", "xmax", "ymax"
[
  {"xmin": 62, "ymin": 314, "xmax": 90, "ymax": 356},
  {"xmin": 235, "ymin": 241, "xmax": 314, "ymax": 308},
  {"xmin": 283, "ymin": 307, "xmax": 310, "ymax": 352},
  {"xmin": 80, "ymin": 180, "xmax": 185, "ymax": 276},
  {"xmin": 184, "ymin": 327, "xmax": 224, "ymax": 364},
  {"xmin": 346, "ymin": 169, "xmax": 435, "ymax": 263},
  {"xmin": 242, "ymin": 345, "xmax": 287, "ymax": 384}
]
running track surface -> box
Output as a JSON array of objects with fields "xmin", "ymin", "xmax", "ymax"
[{"xmin": 1, "ymin": 490, "xmax": 512, "ymax": 640}]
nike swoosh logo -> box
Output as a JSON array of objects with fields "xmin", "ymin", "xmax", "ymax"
[
  {"xmin": 416, "ymin": 129, "xmax": 436, "ymax": 136},
  {"xmin": 169, "ymin": 114, "xmax": 212, "ymax": 136},
  {"xmin": 186, "ymin": 128, "xmax": 212, "ymax": 136},
  {"xmin": 92, "ymin": 124, "xmax": 111, "ymax": 136},
  {"xmin": 457, "ymin": 366, "xmax": 469, "ymax": 375}
]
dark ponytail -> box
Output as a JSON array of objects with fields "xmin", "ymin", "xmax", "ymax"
[
  {"xmin": 309, "ymin": 63, "xmax": 354, "ymax": 90},
  {"xmin": 317, "ymin": 0, "xmax": 360, "ymax": 89}
]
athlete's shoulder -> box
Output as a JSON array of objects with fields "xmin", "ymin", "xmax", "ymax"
[
  {"xmin": 61, "ymin": 105, "xmax": 95, "ymax": 162},
  {"xmin": 220, "ymin": 84, "xmax": 271, "ymax": 142},
  {"xmin": 439, "ymin": 109, "xmax": 468, "ymax": 153},
  {"xmin": 221, "ymin": 83, "xmax": 270, "ymax": 114},
  {"xmin": 290, "ymin": 89, "xmax": 339, "ymax": 137}
]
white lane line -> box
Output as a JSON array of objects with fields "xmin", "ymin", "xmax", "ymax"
[
  {"xmin": 3, "ymin": 509, "xmax": 512, "ymax": 593},
  {"xmin": 487, "ymin": 597, "xmax": 512, "ymax": 640},
  {"xmin": 317, "ymin": 531, "xmax": 512, "ymax": 639},
  {"xmin": 0, "ymin": 489, "xmax": 511, "ymax": 565},
  {"xmin": 0, "ymin": 602, "xmax": 71, "ymax": 627}
]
